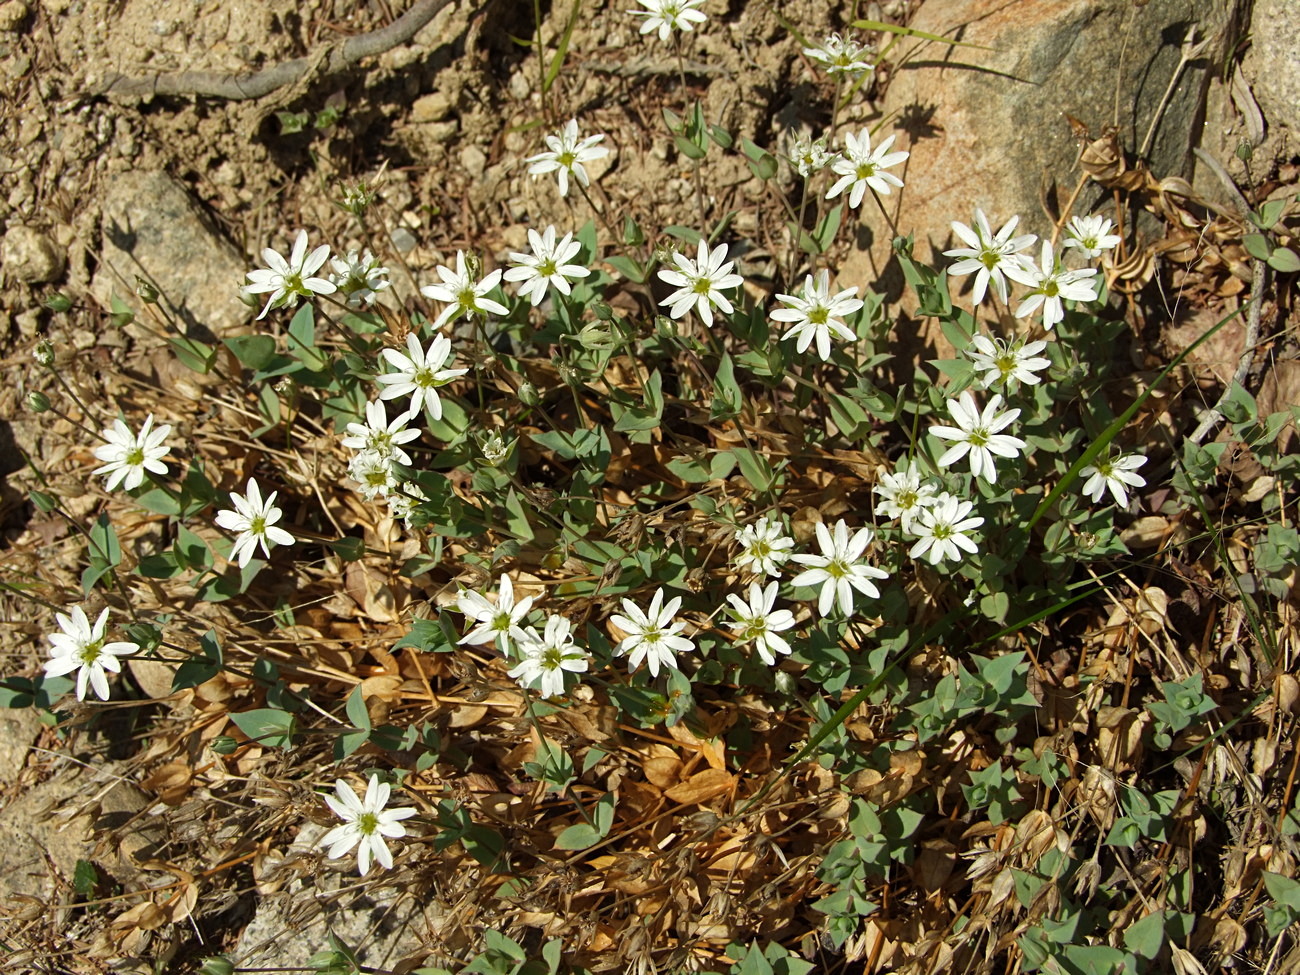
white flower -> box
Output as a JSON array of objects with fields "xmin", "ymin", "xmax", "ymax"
[
  {"xmin": 733, "ymin": 515, "xmax": 795, "ymax": 577},
  {"xmin": 943, "ymin": 209, "xmax": 1037, "ymax": 306},
  {"xmin": 826, "ymin": 129, "xmax": 908, "ymax": 209},
  {"xmin": 243, "ymin": 229, "xmax": 336, "ymax": 320},
  {"xmin": 657, "ymin": 238, "xmax": 745, "ymax": 327},
  {"xmin": 788, "ymin": 134, "xmax": 837, "ymax": 178},
  {"xmin": 386, "ymin": 484, "xmax": 427, "ymax": 529},
  {"xmin": 1012, "ymin": 240, "xmax": 1099, "ymax": 331},
  {"xmin": 420, "ymin": 251, "xmax": 509, "ymax": 330},
  {"xmin": 803, "ymin": 32, "xmax": 874, "ymax": 75},
  {"xmin": 43, "ymin": 606, "xmax": 139, "ymax": 702},
  {"xmin": 790, "ymin": 520, "xmax": 889, "ymax": 617},
  {"xmin": 457, "ymin": 575, "xmax": 535, "ymax": 653},
  {"xmin": 479, "ymin": 431, "xmax": 516, "ymax": 467},
  {"xmin": 1081, "ymin": 450, "xmax": 1148, "ymax": 507},
  {"xmin": 725, "ymin": 581, "xmax": 796, "ymax": 666},
  {"xmin": 1063, "ymin": 214, "xmax": 1122, "ymax": 260},
  {"xmin": 965, "ymin": 334, "xmax": 1052, "ymax": 388},
  {"xmin": 348, "ymin": 450, "xmax": 401, "ymax": 501},
  {"xmin": 330, "ymin": 249, "xmax": 391, "ymax": 308},
  {"xmin": 872, "ymin": 463, "xmax": 939, "ymax": 533},
  {"xmin": 908, "ymin": 492, "xmax": 984, "ymax": 565},
  {"xmin": 610, "ymin": 587, "xmax": 695, "ymax": 678},
  {"xmin": 772, "ymin": 269, "xmax": 864, "ymax": 361},
  {"xmin": 930, "ymin": 391, "xmax": 1026, "ymax": 484},
  {"xmin": 321, "ymin": 776, "xmax": 417, "ymax": 877},
  {"xmin": 630, "ymin": 0, "xmax": 707, "ymax": 42},
  {"xmin": 342, "ymin": 400, "xmax": 420, "ymax": 465},
  {"xmin": 525, "ymin": 119, "xmax": 610, "ymax": 198},
  {"xmin": 375, "ymin": 332, "xmax": 469, "ymax": 420},
  {"xmin": 92, "ymin": 413, "xmax": 173, "ymax": 492},
  {"xmin": 503, "ymin": 226, "xmax": 591, "ymax": 307},
  {"xmin": 508, "ymin": 615, "xmax": 589, "ymax": 699},
  {"xmin": 214, "ymin": 478, "xmax": 295, "ymax": 568}
]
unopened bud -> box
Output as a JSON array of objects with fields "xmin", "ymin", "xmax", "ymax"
[
  {"xmin": 26, "ymin": 391, "xmax": 50, "ymax": 413},
  {"xmin": 1236, "ymin": 139, "xmax": 1254, "ymax": 163},
  {"xmin": 209, "ymin": 736, "xmax": 238, "ymax": 755},
  {"xmin": 134, "ymin": 276, "xmax": 160, "ymax": 303},
  {"xmin": 517, "ymin": 381, "xmax": 539, "ymax": 407},
  {"xmin": 43, "ymin": 292, "xmax": 72, "ymax": 313}
]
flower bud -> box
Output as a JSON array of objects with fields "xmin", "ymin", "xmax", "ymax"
[
  {"xmin": 26, "ymin": 391, "xmax": 50, "ymax": 413},
  {"xmin": 134, "ymin": 276, "xmax": 160, "ymax": 304},
  {"xmin": 517, "ymin": 381, "xmax": 539, "ymax": 407},
  {"xmin": 209, "ymin": 735, "xmax": 239, "ymax": 755},
  {"xmin": 43, "ymin": 292, "xmax": 72, "ymax": 313},
  {"xmin": 33, "ymin": 340, "xmax": 54, "ymax": 366}
]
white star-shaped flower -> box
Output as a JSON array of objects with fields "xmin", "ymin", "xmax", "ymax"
[
  {"xmin": 630, "ymin": 0, "xmax": 707, "ymax": 42},
  {"xmin": 771, "ymin": 269, "xmax": 865, "ymax": 361},
  {"xmin": 320, "ymin": 776, "xmax": 417, "ymax": 877},
  {"xmin": 341, "ymin": 400, "xmax": 420, "ymax": 465},
  {"xmin": 214, "ymin": 477, "xmax": 295, "ymax": 568},
  {"xmin": 329, "ymin": 249, "xmax": 391, "ymax": 308},
  {"xmin": 790, "ymin": 520, "xmax": 889, "ymax": 618},
  {"xmin": 243, "ymin": 229, "xmax": 336, "ymax": 320},
  {"xmin": 872, "ymin": 462, "xmax": 940, "ymax": 533},
  {"xmin": 375, "ymin": 332, "xmax": 469, "ymax": 420},
  {"xmin": 726, "ymin": 581, "xmax": 796, "ymax": 666},
  {"xmin": 457, "ymin": 575, "xmax": 535, "ymax": 654},
  {"xmin": 788, "ymin": 134, "xmax": 837, "ymax": 179},
  {"xmin": 43, "ymin": 606, "xmax": 139, "ymax": 702},
  {"xmin": 733, "ymin": 515, "xmax": 795, "ymax": 577},
  {"xmin": 943, "ymin": 208, "xmax": 1037, "ymax": 306},
  {"xmin": 908, "ymin": 492, "xmax": 985, "ymax": 565},
  {"xmin": 508, "ymin": 615, "xmax": 590, "ymax": 699},
  {"xmin": 525, "ymin": 119, "xmax": 610, "ymax": 197},
  {"xmin": 657, "ymin": 238, "xmax": 745, "ymax": 327},
  {"xmin": 965, "ymin": 334, "xmax": 1052, "ymax": 388},
  {"xmin": 803, "ymin": 32, "xmax": 874, "ymax": 75},
  {"xmin": 1063, "ymin": 214, "xmax": 1123, "ymax": 260},
  {"xmin": 92, "ymin": 413, "xmax": 173, "ymax": 492},
  {"xmin": 420, "ymin": 251, "xmax": 509, "ymax": 330},
  {"xmin": 1081, "ymin": 450, "xmax": 1148, "ymax": 507},
  {"xmin": 825, "ymin": 129, "xmax": 908, "ymax": 209},
  {"xmin": 1010, "ymin": 240, "xmax": 1099, "ymax": 331},
  {"xmin": 347, "ymin": 449, "xmax": 401, "ymax": 501},
  {"xmin": 930, "ymin": 391, "xmax": 1026, "ymax": 484},
  {"xmin": 503, "ymin": 226, "xmax": 591, "ymax": 307},
  {"xmin": 610, "ymin": 587, "xmax": 695, "ymax": 678}
]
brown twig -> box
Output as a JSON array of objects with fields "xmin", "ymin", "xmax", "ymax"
[{"xmin": 95, "ymin": 0, "xmax": 470, "ymax": 100}]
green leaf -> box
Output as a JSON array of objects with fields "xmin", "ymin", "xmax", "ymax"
[
  {"xmin": 170, "ymin": 335, "xmax": 218, "ymax": 374},
  {"xmin": 230, "ymin": 708, "xmax": 297, "ymax": 749},
  {"xmin": 287, "ymin": 304, "xmax": 329, "ymax": 372},
  {"xmin": 543, "ymin": 0, "xmax": 581, "ymax": 92},
  {"xmin": 73, "ymin": 859, "xmax": 99, "ymax": 897},
  {"xmin": 173, "ymin": 629, "xmax": 223, "ymax": 692},
  {"xmin": 1243, "ymin": 233, "xmax": 1273, "ymax": 261},
  {"xmin": 733, "ymin": 447, "xmax": 776, "ymax": 491},
  {"xmin": 850, "ymin": 18, "xmax": 993, "ymax": 49},
  {"xmin": 1123, "ymin": 910, "xmax": 1167, "ymax": 958},
  {"xmin": 224, "ymin": 334, "xmax": 277, "ymax": 370},
  {"xmin": 674, "ymin": 134, "xmax": 708, "ymax": 159},
  {"xmin": 554, "ymin": 822, "xmax": 603, "ymax": 849},
  {"xmin": 605, "ymin": 254, "xmax": 647, "ymax": 283},
  {"xmin": 1268, "ymin": 246, "xmax": 1300, "ymax": 273}
]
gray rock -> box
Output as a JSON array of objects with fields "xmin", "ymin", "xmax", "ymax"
[
  {"xmin": 840, "ymin": 0, "xmax": 1233, "ymax": 321},
  {"xmin": 233, "ymin": 824, "xmax": 425, "ymax": 968},
  {"xmin": 1244, "ymin": 0, "xmax": 1300, "ymax": 134},
  {"xmin": 91, "ymin": 169, "xmax": 249, "ymax": 340},
  {"xmin": 2, "ymin": 224, "xmax": 64, "ymax": 283}
]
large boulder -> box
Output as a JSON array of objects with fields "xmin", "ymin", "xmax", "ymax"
[
  {"xmin": 92, "ymin": 170, "xmax": 249, "ymax": 340},
  {"xmin": 841, "ymin": 0, "xmax": 1236, "ymax": 318}
]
